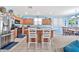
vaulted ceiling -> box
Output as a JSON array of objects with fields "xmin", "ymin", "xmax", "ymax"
[{"xmin": 5, "ymin": 6, "xmax": 79, "ymax": 17}]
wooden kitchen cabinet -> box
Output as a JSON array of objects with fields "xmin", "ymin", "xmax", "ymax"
[
  {"xmin": 51, "ymin": 30, "xmax": 54, "ymax": 38},
  {"xmin": 0, "ymin": 33, "xmax": 11, "ymax": 48},
  {"xmin": 23, "ymin": 29, "xmax": 28, "ymax": 42},
  {"xmin": 24, "ymin": 29, "xmax": 28, "ymax": 34},
  {"xmin": 17, "ymin": 28, "xmax": 22, "ymax": 37},
  {"xmin": 22, "ymin": 28, "xmax": 54, "ymax": 43},
  {"xmin": 42, "ymin": 18, "xmax": 52, "ymax": 25},
  {"xmin": 37, "ymin": 30, "xmax": 43, "ymax": 43},
  {"xmin": 22, "ymin": 18, "xmax": 33, "ymax": 25}
]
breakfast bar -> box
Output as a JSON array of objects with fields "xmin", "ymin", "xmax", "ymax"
[{"xmin": 22, "ymin": 27, "xmax": 54, "ymax": 43}]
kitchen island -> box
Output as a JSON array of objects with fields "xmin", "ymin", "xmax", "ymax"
[{"xmin": 22, "ymin": 27, "xmax": 54, "ymax": 43}]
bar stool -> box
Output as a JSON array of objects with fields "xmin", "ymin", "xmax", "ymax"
[
  {"xmin": 42, "ymin": 29, "xmax": 51, "ymax": 50},
  {"xmin": 28, "ymin": 28, "xmax": 37, "ymax": 49}
]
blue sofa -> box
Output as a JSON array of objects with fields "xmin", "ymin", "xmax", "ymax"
[
  {"xmin": 64, "ymin": 40, "xmax": 79, "ymax": 52},
  {"xmin": 75, "ymin": 32, "xmax": 79, "ymax": 35}
]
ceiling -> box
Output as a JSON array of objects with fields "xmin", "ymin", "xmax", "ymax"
[{"xmin": 5, "ymin": 6, "xmax": 79, "ymax": 17}]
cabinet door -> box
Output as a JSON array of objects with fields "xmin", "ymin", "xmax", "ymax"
[
  {"xmin": 42, "ymin": 19, "xmax": 51, "ymax": 25},
  {"xmin": 0, "ymin": 37, "xmax": 3, "ymax": 48},
  {"xmin": 17, "ymin": 28, "xmax": 22, "ymax": 35},
  {"xmin": 37, "ymin": 30, "xmax": 43, "ymax": 43},
  {"xmin": 22, "ymin": 18, "xmax": 33, "ymax": 25}
]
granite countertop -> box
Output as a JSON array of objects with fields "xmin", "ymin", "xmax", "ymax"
[{"xmin": 0, "ymin": 33, "xmax": 11, "ymax": 37}]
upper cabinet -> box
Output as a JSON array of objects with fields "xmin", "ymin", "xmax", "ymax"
[
  {"xmin": 22, "ymin": 18, "xmax": 33, "ymax": 25},
  {"xmin": 42, "ymin": 18, "xmax": 52, "ymax": 25},
  {"xmin": 14, "ymin": 16, "xmax": 52, "ymax": 25}
]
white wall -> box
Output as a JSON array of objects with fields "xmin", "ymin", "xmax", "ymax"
[{"xmin": 53, "ymin": 17, "xmax": 64, "ymax": 27}]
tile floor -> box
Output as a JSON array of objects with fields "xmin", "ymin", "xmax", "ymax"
[
  {"xmin": 1, "ymin": 35, "xmax": 79, "ymax": 52},
  {"xmin": 10, "ymin": 37, "xmax": 55, "ymax": 52}
]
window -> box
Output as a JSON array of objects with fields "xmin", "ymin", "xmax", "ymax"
[
  {"xmin": 68, "ymin": 19, "xmax": 78, "ymax": 27},
  {"xmin": 34, "ymin": 18, "xmax": 42, "ymax": 25}
]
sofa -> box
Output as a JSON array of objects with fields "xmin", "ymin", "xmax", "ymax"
[
  {"xmin": 64, "ymin": 40, "xmax": 79, "ymax": 52},
  {"xmin": 75, "ymin": 32, "xmax": 79, "ymax": 35}
]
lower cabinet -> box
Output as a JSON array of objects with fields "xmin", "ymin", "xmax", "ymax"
[{"xmin": 0, "ymin": 33, "xmax": 11, "ymax": 48}]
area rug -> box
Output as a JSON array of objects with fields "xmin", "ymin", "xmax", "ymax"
[{"xmin": 0, "ymin": 42, "xmax": 18, "ymax": 50}]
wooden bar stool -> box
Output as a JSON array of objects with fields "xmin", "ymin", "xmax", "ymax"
[
  {"xmin": 28, "ymin": 28, "xmax": 37, "ymax": 49},
  {"xmin": 42, "ymin": 29, "xmax": 51, "ymax": 49}
]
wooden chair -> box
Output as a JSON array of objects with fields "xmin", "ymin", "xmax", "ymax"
[
  {"xmin": 28, "ymin": 28, "xmax": 37, "ymax": 49},
  {"xmin": 42, "ymin": 29, "xmax": 51, "ymax": 49}
]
